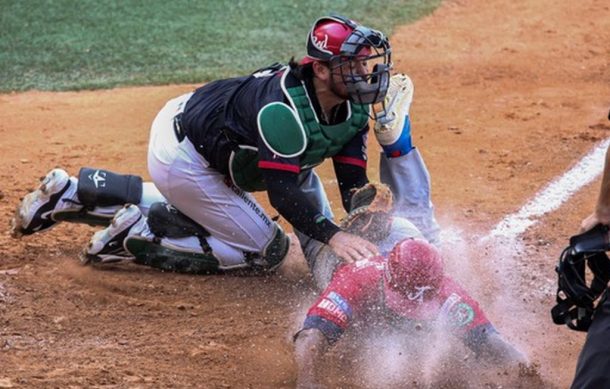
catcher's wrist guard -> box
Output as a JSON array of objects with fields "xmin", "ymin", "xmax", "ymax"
[{"xmin": 551, "ymin": 224, "xmax": 610, "ymax": 331}]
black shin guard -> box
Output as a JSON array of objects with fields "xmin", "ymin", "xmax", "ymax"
[
  {"xmin": 125, "ymin": 236, "xmax": 221, "ymax": 274},
  {"xmin": 77, "ymin": 167, "xmax": 143, "ymax": 209},
  {"xmin": 125, "ymin": 202, "xmax": 220, "ymax": 274}
]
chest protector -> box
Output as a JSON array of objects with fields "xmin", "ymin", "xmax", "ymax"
[{"xmin": 230, "ymin": 68, "xmax": 369, "ymax": 192}]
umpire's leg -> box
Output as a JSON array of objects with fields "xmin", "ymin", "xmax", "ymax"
[{"xmin": 571, "ymin": 290, "xmax": 610, "ymax": 389}]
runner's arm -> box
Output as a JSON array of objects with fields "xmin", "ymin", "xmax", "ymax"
[
  {"xmin": 294, "ymin": 328, "xmax": 328, "ymax": 389},
  {"xmin": 582, "ymin": 144, "xmax": 610, "ymax": 232}
]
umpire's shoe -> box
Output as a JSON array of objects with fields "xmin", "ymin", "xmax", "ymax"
[
  {"xmin": 11, "ymin": 168, "xmax": 73, "ymax": 238},
  {"xmin": 82, "ymin": 204, "xmax": 146, "ymax": 264}
]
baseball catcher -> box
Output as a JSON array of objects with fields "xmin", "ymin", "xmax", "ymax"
[
  {"xmin": 11, "ymin": 59, "xmax": 440, "ymax": 280},
  {"xmin": 11, "ymin": 13, "xmax": 399, "ymax": 273}
]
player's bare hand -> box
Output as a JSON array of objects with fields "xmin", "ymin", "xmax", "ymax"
[
  {"xmin": 328, "ymin": 231, "xmax": 379, "ymax": 263},
  {"xmin": 580, "ymin": 207, "xmax": 610, "ymax": 233}
]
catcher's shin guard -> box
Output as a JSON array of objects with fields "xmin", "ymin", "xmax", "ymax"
[
  {"xmin": 248, "ymin": 224, "xmax": 290, "ymax": 272},
  {"xmin": 125, "ymin": 236, "xmax": 222, "ymax": 274},
  {"xmin": 77, "ymin": 167, "xmax": 143, "ymax": 208},
  {"xmin": 123, "ymin": 201, "xmax": 221, "ymax": 273},
  {"xmin": 54, "ymin": 167, "xmax": 144, "ymax": 227}
]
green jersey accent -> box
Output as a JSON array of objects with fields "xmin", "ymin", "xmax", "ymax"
[
  {"xmin": 257, "ymin": 102, "xmax": 307, "ymax": 157},
  {"xmin": 230, "ymin": 69, "xmax": 369, "ymax": 192}
]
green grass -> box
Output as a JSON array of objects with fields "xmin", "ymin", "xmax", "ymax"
[{"xmin": 0, "ymin": 0, "xmax": 441, "ymax": 91}]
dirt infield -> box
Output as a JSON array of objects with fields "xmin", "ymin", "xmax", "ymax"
[{"xmin": 1, "ymin": 0, "xmax": 609, "ymax": 387}]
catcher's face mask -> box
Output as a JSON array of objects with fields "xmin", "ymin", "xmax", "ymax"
[
  {"xmin": 304, "ymin": 14, "xmax": 392, "ymax": 105},
  {"xmin": 551, "ymin": 225, "xmax": 610, "ymax": 331}
]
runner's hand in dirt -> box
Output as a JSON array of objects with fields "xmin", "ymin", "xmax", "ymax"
[{"xmin": 328, "ymin": 231, "xmax": 379, "ymax": 263}]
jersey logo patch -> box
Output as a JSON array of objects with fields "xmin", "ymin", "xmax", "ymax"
[
  {"xmin": 327, "ymin": 292, "xmax": 351, "ymax": 316},
  {"xmin": 439, "ymin": 293, "xmax": 475, "ymax": 327},
  {"xmin": 317, "ymin": 292, "xmax": 352, "ymax": 325}
]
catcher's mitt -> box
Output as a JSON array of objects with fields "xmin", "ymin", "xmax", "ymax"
[{"xmin": 341, "ymin": 182, "xmax": 394, "ymax": 243}]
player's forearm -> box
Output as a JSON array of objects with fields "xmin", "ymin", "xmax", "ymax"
[
  {"xmin": 264, "ymin": 170, "xmax": 341, "ymax": 243},
  {"xmin": 294, "ymin": 329, "xmax": 328, "ymax": 389},
  {"xmin": 333, "ymin": 161, "xmax": 368, "ymax": 212},
  {"xmin": 596, "ymin": 145, "xmax": 610, "ymax": 217}
]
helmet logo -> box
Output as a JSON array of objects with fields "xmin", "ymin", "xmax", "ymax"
[
  {"xmin": 406, "ymin": 286, "xmax": 433, "ymax": 304},
  {"xmin": 311, "ymin": 33, "xmax": 329, "ymax": 51}
]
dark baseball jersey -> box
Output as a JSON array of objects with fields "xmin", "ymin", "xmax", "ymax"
[
  {"xmin": 178, "ymin": 64, "xmax": 370, "ymax": 242},
  {"xmin": 181, "ymin": 65, "xmax": 368, "ymax": 177}
]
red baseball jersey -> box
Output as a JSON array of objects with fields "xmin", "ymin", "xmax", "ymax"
[{"xmin": 301, "ymin": 256, "xmax": 492, "ymax": 345}]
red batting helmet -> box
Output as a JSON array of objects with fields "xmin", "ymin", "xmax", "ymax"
[
  {"xmin": 302, "ymin": 14, "xmax": 392, "ymax": 105},
  {"xmin": 385, "ymin": 239, "xmax": 445, "ymax": 295}
]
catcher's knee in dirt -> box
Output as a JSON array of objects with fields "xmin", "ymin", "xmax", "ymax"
[
  {"xmin": 264, "ymin": 224, "xmax": 291, "ymax": 269},
  {"xmin": 249, "ymin": 224, "xmax": 290, "ymax": 271},
  {"xmin": 125, "ymin": 203, "xmax": 289, "ymax": 273},
  {"xmin": 125, "ymin": 202, "xmax": 219, "ymax": 273},
  {"xmin": 52, "ymin": 167, "xmax": 144, "ymax": 226}
]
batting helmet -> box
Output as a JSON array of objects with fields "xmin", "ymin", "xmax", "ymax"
[
  {"xmin": 302, "ymin": 14, "xmax": 392, "ymax": 105},
  {"xmin": 385, "ymin": 238, "xmax": 444, "ymax": 295}
]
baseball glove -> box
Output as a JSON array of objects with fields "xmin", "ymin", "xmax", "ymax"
[{"xmin": 341, "ymin": 182, "xmax": 394, "ymax": 243}]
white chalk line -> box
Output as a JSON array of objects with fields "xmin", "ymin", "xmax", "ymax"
[{"xmin": 487, "ymin": 138, "xmax": 610, "ymax": 240}]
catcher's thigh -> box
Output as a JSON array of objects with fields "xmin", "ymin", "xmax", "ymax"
[{"xmin": 147, "ymin": 102, "xmax": 277, "ymax": 258}]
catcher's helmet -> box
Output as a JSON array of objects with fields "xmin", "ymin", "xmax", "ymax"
[
  {"xmin": 385, "ymin": 239, "xmax": 444, "ymax": 295},
  {"xmin": 302, "ymin": 14, "xmax": 392, "ymax": 105}
]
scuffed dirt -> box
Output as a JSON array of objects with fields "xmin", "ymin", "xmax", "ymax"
[{"xmin": 1, "ymin": 0, "xmax": 609, "ymax": 387}]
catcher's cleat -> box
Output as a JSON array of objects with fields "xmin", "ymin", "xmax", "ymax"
[
  {"xmin": 374, "ymin": 74, "xmax": 414, "ymax": 157},
  {"xmin": 11, "ymin": 168, "xmax": 72, "ymax": 238},
  {"xmin": 81, "ymin": 204, "xmax": 144, "ymax": 265}
]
